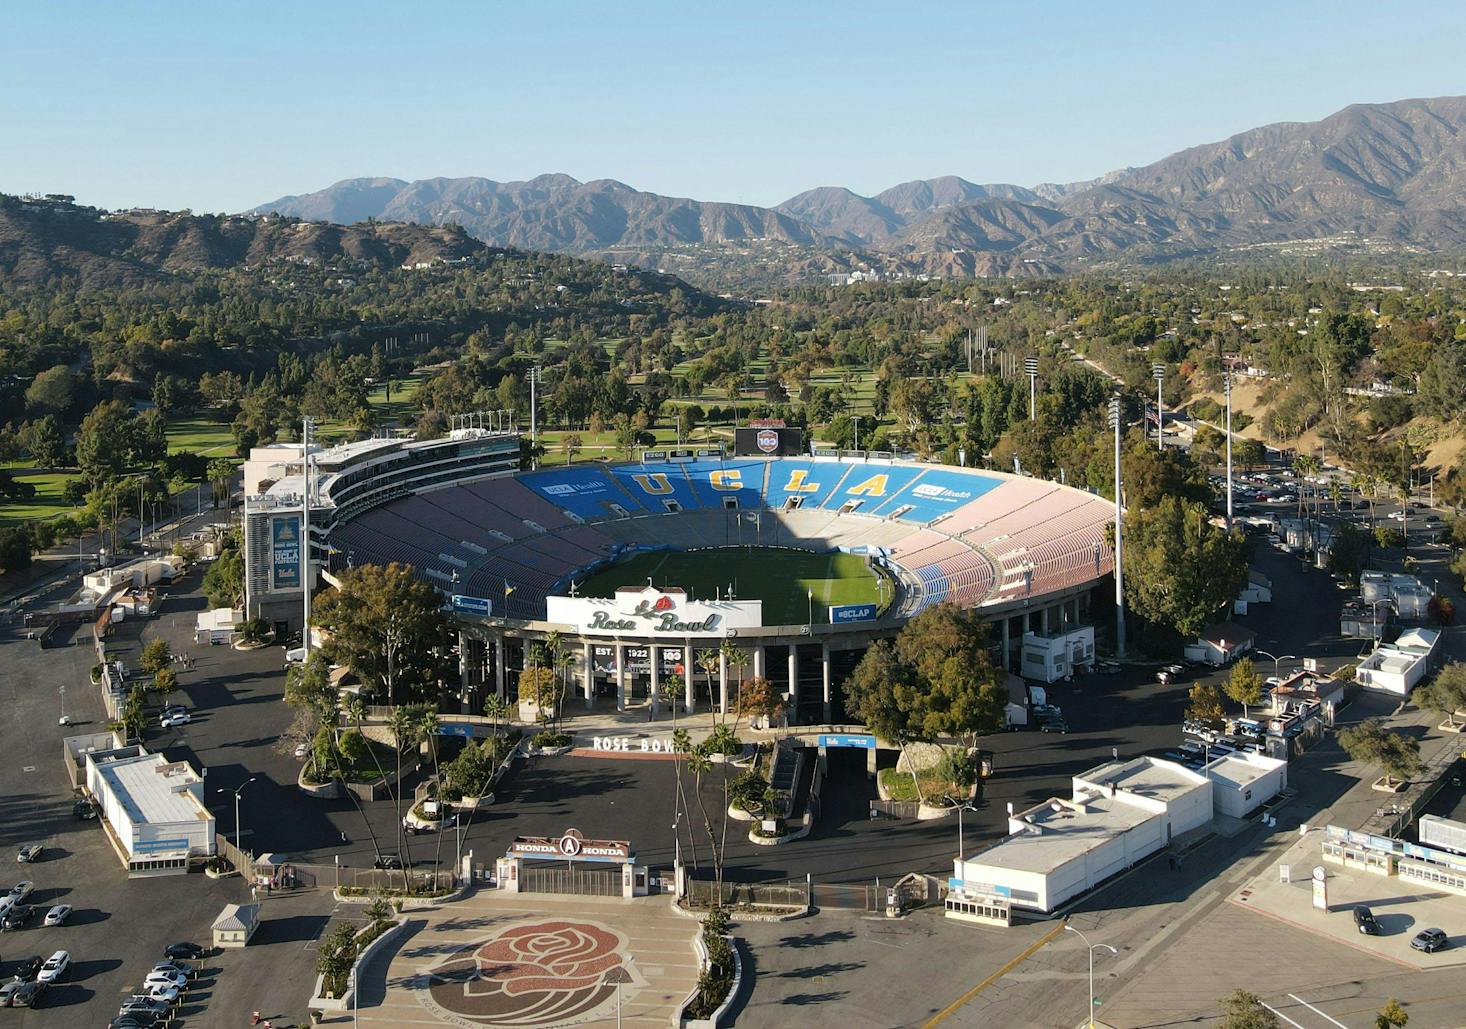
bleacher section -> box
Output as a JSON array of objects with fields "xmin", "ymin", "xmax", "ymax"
[{"xmin": 323, "ymin": 458, "xmax": 1115, "ymax": 622}]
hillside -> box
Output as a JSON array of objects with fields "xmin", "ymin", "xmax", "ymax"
[{"xmin": 0, "ymin": 195, "xmax": 487, "ymax": 288}]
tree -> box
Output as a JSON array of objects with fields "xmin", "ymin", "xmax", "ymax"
[
  {"xmin": 19, "ymin": 416, "xmax": 68, "ymax": 467},
  {"xmin": 1373, "ymin": 525, "xmax": 1405, "ymax": 549},
  {"xmin": 75, "ymin": 400, "xmax": 134, "ymax": 483},
  {"xmin": 1415, "ymin": 663, "xmax": 1466, "ymax": 728},
  {"xmin": 1123, "ymin": 497, "xmax": 1249, "ymax": 639},
  {"xmin": 202, "ymin": 544, "xmax": 245, "ymax": 609},
  {"xmin": 1225, "ymin": 657, "xmax": 1263, "ymax": 718},
  {"xmin": 1338, "ymin": 719, "xmax": 1422, "ymax": 787},
  {"xmin": 1327, "ymin": 522, "xmax": 1366, "ymax": 586},
  {"xmin": 1185, "ymin": 683, "xmax": 1227, "ymax": 729},
  {"xmin": 312, "ymin": 563, "xmax": 453, "ymax": 705},
  {"xmin": 207, "ymin": 458, "xmax": 236, "ymax": 509},
  {"xmin": 152, "ymin": 667, "xmax": 178, "ymax": 695},
  {"xmin": 733, "ymin": 676, "xmax": 784, "ymax": 727},
  {"xmin": 140, "ymin": 637, "xmax": 172, "ymax": 676},
  {"xmin": 1219, "ymin": 988, "xmax": 1279, "ymax": 1029},
  {"xmin": 560, "ymin": 433, "xmax": 583, "ymax": 465},
  {"xmin": 1426, "ymin": 594, "xmax": 1455, "ymax": 626},
  {"xmin": 24, "ymin": 365, "xmax": 76, "ymax": 418},
  {"xmin": 845, "ymin": 603, "xmax": 1006, "ymax": 801},
  {"xmin": 0, "ymin": 527, "xmax": 33, "ymax": 573},
  {"xmin": 1375, "ymin": 998, "xmax": 1409, "ymax": 1029}
]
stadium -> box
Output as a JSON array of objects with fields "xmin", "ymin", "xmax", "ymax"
[{"xmin": 243, "ymin": 431, "xmax": 1117, "ymax": 724}]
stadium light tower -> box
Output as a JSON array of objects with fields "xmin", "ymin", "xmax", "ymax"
[
  {"xmin": 1151, "ymin": 363, "xmax": 1165, "ymax": 451},
  {"xmin": 1107, "ymin": 396, "xmax": 1127, "ymax": 659},
  {"xmin": 301, "ymin": 416, "xmax": 315, "ymax": 659},
  {"xmin": 1024, "ymin": 356, "xmax": 1039, "ymax": 421},
  {"xmin": 528, "ymin": 366, "xmax": 542, "ymax": 469},
  {"xmin": 1224, "ymin": 372, "xmax": 1234, "ymax": 532}
]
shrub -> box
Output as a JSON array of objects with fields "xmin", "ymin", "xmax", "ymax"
[
  {"xmin": 238, "ymin": 617, "xmax": 270, "ymax": 644},
  {"xmin": 531, "ymin": 730, "xmax": 571, "ymax": 749},
  {"xmin": 729, "ymin": 770, "xmax": 769, "ymax": 812}
]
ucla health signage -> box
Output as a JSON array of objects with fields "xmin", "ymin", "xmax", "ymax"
[
  {"xmin": 818, "ymin": 733, "xmax": 876, "ymax": 749},
  {"xmin": 546, "ymin": 586, "xmax": 762, "ymax": 637},
  {"xmin": 270, "ymin": 516, "xmax": 301, "ymax": 590},
  {"xmin": 452, "ymin": 594, "xmax": 492, "ymax": 616},
  {"xmin": 829, "ymin": 603, "xmax": 877, "ymax": 624}
]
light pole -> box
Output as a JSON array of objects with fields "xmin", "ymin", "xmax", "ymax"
[
  {"xmin": 952, "ymin": 800, "xmax": 979, "ymax": 862},
  {"xmin": 1107, "ymin": 396, "xmax": 1126, "ymax": 658},
  {"xmin": 1255, "ymin": 649, "xmax": 1297, "ymax": 683},
  {"xmin": 216, "ymin": 776, "xmax": 258, "ymax": 854},
  {"xmin": 301, "ymin": 417, "xmax": 315, "ymax": 659},
  {"xmin": 1025, "ymin": 356, "xmax": 1039, "ymax": 421},
  {"xmin": 529, "ymin": 365, "xmax": 542, "ymax": 468},
  {"xmin": 852, "ymin": 413, "xmax": 861, "ymax": 453},
  {"xmin": 1224, "ymin": 373, "xmax": 1234, "ymax": 532},
  {"xmin": 603, "ymin": 962, "xmax": 634, "ymax": 1029},
  {"xmin": 807, "ymin": 588, "xmax": 813, "ymax": 630},
  {"xmin": 1152, "ymin": 364, "xmax": 1166, "ymax": 451},
  {"xmin": 1064, "ymin": 923, "xmax": 1117, "ymax": 1029}
]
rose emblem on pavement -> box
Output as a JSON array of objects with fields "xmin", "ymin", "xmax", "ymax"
[{"xmin": 422, "ymin": 919, "xmax": 639, "ymax": 1027}]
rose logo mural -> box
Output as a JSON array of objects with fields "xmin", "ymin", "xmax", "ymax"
[{"xmin": 420, "ymin": 919, "xmax": 641, "ymax": 1027}]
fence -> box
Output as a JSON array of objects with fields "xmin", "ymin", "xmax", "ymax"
[
  {"xmin": 338, "ymin": 867, "xmax": 456, "ymax": 894},
  {"xmin": 521, "ymin": 865, "xmax": 622, "ymax": 897},
  {"xmin": 683, "ymin": 877, "xmax": 810, "ymax": 912},
  {"xmin": 811, "ymin": 881, "xmax": 884, "ymax": 912},
  {"xmin": 869, "ymin": 799, "xmax": 922, "ymax": 820}
]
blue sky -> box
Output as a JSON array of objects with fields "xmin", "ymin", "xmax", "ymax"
[{"xmin": 3, "ymin": 1, "xmax": 1464, "ymax": 212}]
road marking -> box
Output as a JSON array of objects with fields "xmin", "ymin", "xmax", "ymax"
[
  {"xmin": 1287, "ymin": 993, "xmax": 1348, "ymax": 1028},
  {"xmin": 923, "ymin": 921, "xmax": 1066, "ymax": 1028},
  {"xmin": 1261, "ymin": 1001, "xmax": 1309, "ymax": 1028},
  {"xmin": 22, "ymin": 766, "xmax": 35, "ymax": 773}
]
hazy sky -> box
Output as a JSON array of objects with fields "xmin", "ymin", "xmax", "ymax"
[{"xmin": 4, "ymin": 1, "xmax": 1465, "ymax": 212}]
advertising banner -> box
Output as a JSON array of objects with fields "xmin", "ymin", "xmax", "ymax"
[
  {"xmin": 452, "ymin": 595, "xmax": 492, "ymax": 616},
  {"xmin": 829, "ymin": 603, "xmax": 877, "ymax": 624},
  {"xmin": 271, "ymin": 516, "xmax": 301, "ymax": 590}
]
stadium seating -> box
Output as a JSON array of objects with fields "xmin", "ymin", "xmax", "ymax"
[{"xmin": 323, "ymin": 457, "xmax": 1114, "ymax": 622}]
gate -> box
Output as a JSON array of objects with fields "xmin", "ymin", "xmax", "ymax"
[
  {"xmin": 811, "ymin": 882, "xmax": 882, "ymax": 912},
  {"xmin": 521, "ymin": 864, "xmax": 623, "ymax": 896}
]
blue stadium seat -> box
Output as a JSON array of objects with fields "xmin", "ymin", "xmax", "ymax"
[
  {"xmin": 869, "ymin": 468, "xmax": 1005, "ymax": 523},
  {"xmin": 763, "ymin": 459, "xmax": 846, "ymax": 509},
  {"xmin": 608, "ymin": 464, "xmax": 705, "ymax": 512},
  {"xmin": 520, "ymin": 467, "xmax": 647, "ymax": 519},
  {"xmin": 819, "ymin": 463, "xmax": 924, "ymax": 513},
  {"xmin": 682, "ymin": 459, "xmax": 767, "ymax": 509}
]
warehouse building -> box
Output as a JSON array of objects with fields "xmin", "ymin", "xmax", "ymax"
[
  {"xmin": 85, "ymin": 746, "xmax": 215, "ymax": 877},
  {"xmin": 949, "ymin": 757, "xmax": 1212, "ymax": 916}
]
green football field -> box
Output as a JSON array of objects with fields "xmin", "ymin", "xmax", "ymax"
[{"xmin": 576, "ymin": 547, "xmax": 887, "ymax": 625}]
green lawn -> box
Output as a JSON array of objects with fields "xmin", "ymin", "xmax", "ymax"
[
  {"xmin": 0, "ymin": 468, "xmax": 78, "ymax": 527},
  {"xmin": 576, "ymin": 546, "xmax": 884, "ymax": 625},
  {"xmin": 166, "ymin": 416, "xmax": 236, "ymax": 457}
]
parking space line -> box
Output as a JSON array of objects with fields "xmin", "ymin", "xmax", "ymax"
[{"xmin": 924, "ymin": 921, "xmax": 1066, "ymax": 1027}]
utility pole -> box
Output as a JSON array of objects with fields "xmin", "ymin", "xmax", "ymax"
[
  {"xmin": 529, "ymin": 366, "xmax": 542, "ymax": 469},
  {"xmin": 1025, "ymin": 356, "xmax": 1039, "ymax": 421},
  {"xmin": 1152, "ymin": 363, "xmax": 1166, "ymax": 451},
  {"xmin": 1108, "ymin": 396, "xmax": 1126, "ymax": 658},
  {"xmin": 1224, "ymin": 373, "xmax": 1234, "ymax": 532},
  {"xmin": 301, "ymin": 417, "xmax": 314, "ymax": 659}
]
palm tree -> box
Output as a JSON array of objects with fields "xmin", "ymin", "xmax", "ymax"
[
  {"xmin": 697, "ymin": 648, "xmax": 720, "ymax": 715},
  {"xmin": 333, "ymin": 692, "xmax": 387, "ymax": 868},
  {"xmin": 721, "ymin": 641, "xmax": 748, "ymax": 711},
  {"xmin": 387, "ymin": 705, "xmax": 417, "ymax": 892},
  {"xmin": 671, "ymin": 727, "xmax": 699, "ymax": 871},
  {"xmin": 483, "ymin": 693, "xmax": 510, "ymax": 738}
]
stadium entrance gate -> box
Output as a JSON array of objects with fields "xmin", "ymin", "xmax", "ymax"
[{"xmin": 494, "ymin": 828, "xmax": 651, "ymax": 899}]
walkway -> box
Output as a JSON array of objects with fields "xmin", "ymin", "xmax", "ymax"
[{"xmin": 356, "ymin": 889, "xmax": 700, "ymax": 1028}]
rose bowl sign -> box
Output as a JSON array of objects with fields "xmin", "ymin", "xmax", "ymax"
[
  {"xmin": 546, "ymin": 586, "xmax": 762, "ymax": 637},
  {"xmin": 509, "ymin": 828, "xmax": 632, "ymax": 863}
]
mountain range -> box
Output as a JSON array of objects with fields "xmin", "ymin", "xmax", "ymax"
[{"xmin": 249, "ymin": 95, "xmax": 1466, "ymax": 281}]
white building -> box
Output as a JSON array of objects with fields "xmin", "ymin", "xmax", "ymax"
[
  {"xmin": 1354, "ymin": 627, "xmax": 1443, "ymax": 696},
  {"xmin": 1234, "ymin": 569, "xmax": 1273, "ymax": 614},
  {"xmin": 1019, "ymin": 625, "xmax": 1096, "ymax": 683},
  {"xmin": 1202, "ymin": 751, "xmax": 1288, "ymax": 818},
  {"xmin": 1184, "ymin": 621, "xmax": 1255, "ymax": 667},
  {"xmin": 950, "ymin": 757, "xmax": 1212, "ymax": 914},
  {"xmin": 85, "ymin": 746, "xmax": 214, "ymax": 877}
]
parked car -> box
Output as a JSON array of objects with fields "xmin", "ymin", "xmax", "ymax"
[
  {"xmin": 294, "ymin": 741, "xmax": 310, "ymax": 759},
  {"xmin": 43, "ymin": 905, "xmax": 71, "ymax": 927},
  {"xmin": 162, "ymin": 942, "xmax": 207, "ymax": 961},
  {"xmin": 120, "ymin": 995, "xmax": 170, "ymax": 1016},
  {"xmin": 152, "ymin": 960, "xmax": 195, "ymax": 979},
  {"xmin": 1032, "ymin": 703, "xmax": 1063, "ymax": 720},
  {"xmin": 160, "ymin": 711, "xmax": 191, "ymax": 728},
  {"xmin": 1353, "ymin": 905, "xmax": 1381, "ymax": 935},
  {"xmin": 16, "ymin": 845, "xmax": 41, "ymax": 864},
  {"xmin": 7, "ymin": 980, "xmax": 46, "ymax": 1008},
  {"xmin": 9, "ymin": 881, "xmax": 33, "ymax": 903},
  {"xmin": 3, "ymin": 903, "xmax": 36, "ymax": 931},
  {"xmin": 144, "ymin": 969, "xmax": 187, "ymax": 989},
  {"xmin": 373, "ymin": 854, "xmax": 404, "ymax": 870},
  {"xmin": 0, "ymin": 982, "xmax": 20, "ymax": 1006},
  {"xmin": 1095, "ymin": 660, "xmax": 1123, "ymax": 675},
  {"xmin": 72, "ymin": 799, "xmax": 98, "ymax": 820},
  {"xmin": 1038, "ymin": 718, "xmax": 1070, "ymax": 734},
  {"xmin": 36, "ymin": 949, "xmax": 68, "ymax": 983},
  {"xmin": 1410, "ymin": 928, "xmax": 1450, "ymax": 953},
  {"xmin": 11, "ymin": 954, "xmax": 42, "ymax": 981},
  {"xmin": 142, "ymin": 982, "xmax": 180, "ymax": 1005}
]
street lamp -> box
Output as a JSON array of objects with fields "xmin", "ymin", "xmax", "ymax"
[
  {"xmin": 951, "ymin": 800, "xmax": 979, "ymax": 862},
  {"xmin": 1255, "ymin": 649, "xmax": 1297, "ymax": 682},
  {"xmin": 1152, "ymin": 364, "xmax": 1166, "ymax": 451},
  {"xmin": 807, "ymin": 588, "xmax": 813, "ymax": 629},
  {"xmin": 603, "ymin": 961, "xmax": 634, "ymax": 1029},
  {"xmin": 852, "ymin": 413, "xmax": 862, "ymax": 453},
  {"xmin": 216, "ymin": 776, "xmax": 259, "ymax": 854},
  {"xmin": 1224, "ymin": 373, "xmax": 1234, "ymax": 532},
  {"xmin": 1064, "ymin": 923, "xmax": 1117, "ymax": 1029}
]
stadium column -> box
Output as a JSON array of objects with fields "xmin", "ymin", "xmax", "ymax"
[
  {"xmin": 754, "ymin": 646, "xmax": 765, "ymax": 679},
  {"xmin": 821, "ymin": 643, "xmax": 831, "ymax": 724},
  {"xmin": 458, "ymin": 631, "xmax": 469, "ymax": 695},
  {"xmin": 494, "ymin": 635, "xmax": 505, "ymax": 699},
  {"xmin": 787, "ymin": 646, "xmax": 799, "ymax": 721},
  {"xmin": 718, "ymin": 652, "xmax": 728, "ymax": 714},
  {"xmin": 684, "ymin": 654, "xmax": 694, "ymax": 713},
  {"xmin": 582, "ymin": 641, "xmax": 593, "ymax": 708},
  {"xmin": 615, "ymin": 642, "xmax": 626, "ymax": 712},
  {"xmin": 1000, "ymin": 618, "xmax": 1010, "ymax": 669},
  {"xmin": 649, "ymin": 645, "xmax": 661, "ymax": 718}
]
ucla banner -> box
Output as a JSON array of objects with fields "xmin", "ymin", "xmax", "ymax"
[{"xmin": 271, "ymin": 516, "xmax": 301, "ymax": 589}]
